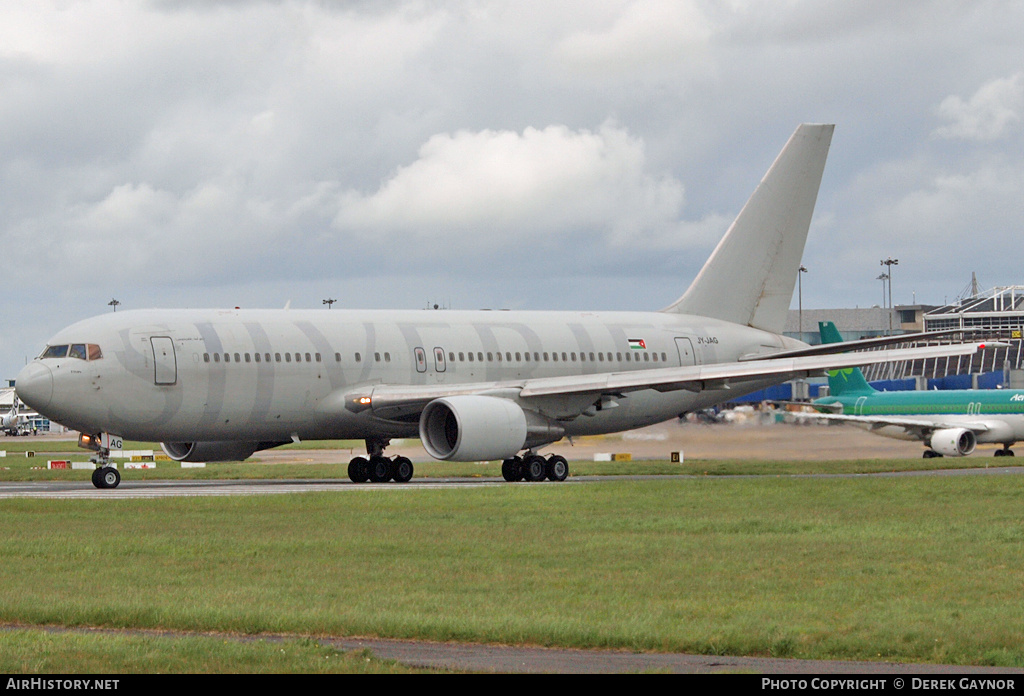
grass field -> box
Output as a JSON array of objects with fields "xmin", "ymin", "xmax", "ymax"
[
  {"xmin": 0, "ymin": 627, "xmax": 438, "ymax": 674},
  {"xmin": 3, "ymin": 469, "xmax": 1024, "ymax": 671}
]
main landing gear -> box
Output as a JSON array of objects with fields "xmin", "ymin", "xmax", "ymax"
[
  {"xmin": 347, "ymin": 439, "xmax": 414, "ymax": 483},
  {"xmin": 501, "ymin": 453, "xmax": 569, "ymax": 483},
  {"xmin": 925, "ymin": 447, "xmax": 1016, "ymax": 458}
]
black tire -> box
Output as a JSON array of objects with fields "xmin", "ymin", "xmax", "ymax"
[
  {"xmin": 501, "ymin": 457, "xmax": 523, "ymax": 482},
  {"xmin": 392, "ymin": 456, "xmax": 414, "ymax": 483},
  {"xmin": 545, "ymin": 455, "xmax": 569, "ymax": 482},
  {"xmin": 348, "ymin": 456, "xmax": 370, "ymax": 483},
  {"xmin": 91, "ymin": 467, "xmax": 104, "ymax": 488},
  {"xmin": 523, "ymin": 455, "xmax": 547, "ymax": 482},
  {"xmin": 368, "ymin": 455, "xmax": 392, "ymax": 482},
  {"xmin": 98, "ymin": 467, "xmax": 120, "ymax": 489}
]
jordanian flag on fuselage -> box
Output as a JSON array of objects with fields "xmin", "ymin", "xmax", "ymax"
[{"xmin": 628, "ymin": 339, "xmax": 646, "ymax": 350}]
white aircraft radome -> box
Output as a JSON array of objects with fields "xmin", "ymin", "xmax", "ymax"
[{"xmin": 14, "ymin": 124, "xmax": 991, "ymax": 488}]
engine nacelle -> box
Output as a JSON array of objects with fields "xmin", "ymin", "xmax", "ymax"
[
  {"xmin": 160, "ymin": 440, "xmax": 287, "ymax": 463},
  {"xmin": 419, "ymin": 395, "xmax": 563, "ymax": 461},
  {"xmin": 929, "ymin": 428, "xmax": 976, "ymax": 457}
]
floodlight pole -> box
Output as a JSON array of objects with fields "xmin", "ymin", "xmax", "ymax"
[
  {"xmin": 881, "ymin": 258, "xmax": 898, "ymax": 334},
  {"xmin": 798, "ymin": 265, "xmax": 807, "ymax": 341}
]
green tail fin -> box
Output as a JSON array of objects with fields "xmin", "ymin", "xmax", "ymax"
[{"xmin": 819, "ymin": 321, "xmax": 876, "ymax": 396}]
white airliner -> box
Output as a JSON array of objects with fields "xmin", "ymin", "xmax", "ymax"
[
  {"xmin": 14, "ymin": 124, "xmax": 991, "ymax": 488},
  {"xmin": 1, "ymin": 397, "xmax": 22, "ymax": 436}
]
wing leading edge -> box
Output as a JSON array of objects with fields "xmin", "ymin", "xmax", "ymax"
[{"xmin": 340, "ymin": 340, "xmax": 994, "ymax": 421}]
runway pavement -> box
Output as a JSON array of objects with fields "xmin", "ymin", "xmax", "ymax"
[{"xmin": 4, "ymin": 465, "xmax": 1024, "ymax": 499}]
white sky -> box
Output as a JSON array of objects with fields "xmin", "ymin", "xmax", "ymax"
[{"xmin": 2, "ymin": 0, "xmax": 1023, "ymax": 377}]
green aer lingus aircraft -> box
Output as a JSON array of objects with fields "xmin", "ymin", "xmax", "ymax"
[{"xmin": 812, "ymin": 322, "xmax": 1024, "ymax": 458}]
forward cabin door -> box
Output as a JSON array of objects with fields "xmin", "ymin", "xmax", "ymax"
[{"xmin": 151, "ymin": 336, "xmax": 178, "ymax": 385}]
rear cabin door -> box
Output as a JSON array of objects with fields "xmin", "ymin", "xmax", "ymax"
[
  {"xmin": 151, "ymin": 336, "xmax": 177, "ymax": 385},
  {"xmin": 674, "ymin": 337, "xmax": 696, "ymax": 366}
]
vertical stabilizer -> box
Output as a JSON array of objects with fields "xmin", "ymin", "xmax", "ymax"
[
  {"xmin": 819, "ymin": 321, "xmax": 876, "ymax": 396},
  {"xmin": 663, "ymin": 124, "xmax": 834, "ymax": 334}
]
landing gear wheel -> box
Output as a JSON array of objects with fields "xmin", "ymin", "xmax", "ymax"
[
  {"xmin": 923, "ymin": 450, "xmax": 942, "ymax": 459},
  {"xmin": 546, "ymin": 455, "xmax": 569, "ymax": 482},
  {"xmin": 94, "ymin": 466, "xmax": 120, "ymax": 489},
  {"xmin": 392, "ymin": 456, "xmax": 414, "ymax": 483},
  {"xmin": 523, "ymin": 454, "xmax": 547, "ymax": 482},
  {"xmin": 367, "ymin": 455, "xmax": 392, "ymax": 483},
  {"xmin": 502, "ymin": 457, "xmax": 523, "ymax": 482},
  {"xmin": 348, "ymin": 456, "xmax": 370, "ymax": 483},
  {"xmin": 996, "ymin": 448, "xmax": 1015, "ymax": 457}
]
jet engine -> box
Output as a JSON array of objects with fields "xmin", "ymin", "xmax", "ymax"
[
  {"xmin": 928, "ymin": 428, "xmax": 976, "ymax": 457},
  {"xmin": 161, "ymin": 440, "xmax": 288, "ymax": 463},
  {"xmin": 419, "ymin": 395, "xmax": 564, "ymax": 461}
]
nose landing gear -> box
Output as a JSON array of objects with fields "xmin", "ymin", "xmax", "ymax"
[{"xmin": 79, "ymin": 432, "xmax": 122, "ymax": 489}]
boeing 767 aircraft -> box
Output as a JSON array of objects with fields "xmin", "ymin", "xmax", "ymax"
[{"xmin": 14, "ymin": 124, "xmax": 993, "ymax": 488}]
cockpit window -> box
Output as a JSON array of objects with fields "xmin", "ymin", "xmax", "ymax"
[
  {"xmin": 39, "ymin": 343, "xmax": 103, "ymax": 361},
  {"xmin": 40, "ymin": 345, "xmax": 69, "ymax": 359}
]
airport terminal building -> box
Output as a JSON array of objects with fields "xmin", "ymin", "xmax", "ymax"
[{"xmin": 760, "ymin": 284, "xmax": 1024, "ymax": 403}]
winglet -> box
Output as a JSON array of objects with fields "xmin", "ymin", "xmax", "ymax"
[{"xmin": 663, "ymin": 124, "xmax": 834, "ymax": 334}]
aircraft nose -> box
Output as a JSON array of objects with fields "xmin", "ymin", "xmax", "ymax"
[{"xmin": 15, "ymin": 362, "xmax": 53, "ymax": 412}]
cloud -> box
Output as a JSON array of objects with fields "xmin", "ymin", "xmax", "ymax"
[
  {"xmin": 933, "ymin": 73, "xmax": 1024, "ymax": 141},
  {"xmin": 4, "ymin": 1, "xmax": 1024, "ymax": 375},
  {"xmin": 333, "ymin": 123, "xmax": 689, "ymax": 251},
  {"xmin": 556, "ymin": 0, "xmax": 713, "ymax": 74}
]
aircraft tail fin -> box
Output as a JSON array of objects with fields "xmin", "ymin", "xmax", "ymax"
[
  {"xmin": 819, "ymin": 321, "xmax": 876, "ymax": 397},
  {"xmin": 663, "ymin": 124, "xmax": 834, "ymax": 334}
]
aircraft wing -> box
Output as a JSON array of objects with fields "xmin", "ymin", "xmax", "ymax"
[
  {"xmin": 344, "ymin": 340, "xmax": 993, "ymax": 420},
  {"xmin": 796, "ymin": 412, "xmax": 993, "ymax": 438}
]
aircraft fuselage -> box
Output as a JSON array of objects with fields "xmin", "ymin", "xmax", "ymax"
[{"xmin": 16, "ymin": 308, "xmax": 804, "ymax": 445}]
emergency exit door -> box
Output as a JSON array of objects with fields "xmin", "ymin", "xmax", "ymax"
[{"xmin": 151, "ymin": 336, "xmax": 177, "ymax": 385}]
